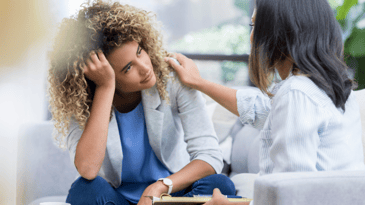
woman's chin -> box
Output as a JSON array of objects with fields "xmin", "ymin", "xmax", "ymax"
[{"xmin": 144, "ymin": 75, "xmax": 157, "ymax": 89}]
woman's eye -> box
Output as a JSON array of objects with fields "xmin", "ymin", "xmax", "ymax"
[
  {"xmin": 137, "ymin": 47, "xmax": 142, "ymax": 55},
  {"xmin": 249, "ymin": 23, "xmax": 255, "ymax": 27},
  {"xmin": 125, "ymin": 65, "xmax": 131, "ymax": 73}
]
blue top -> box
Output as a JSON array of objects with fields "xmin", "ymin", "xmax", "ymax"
[
  {"xmin": 236, "ymin": 75, "xmax": 365, "ymax": 175},
  {"xmin": 114, "ymin": 102, "xmax": 172, "ymax": 203}
]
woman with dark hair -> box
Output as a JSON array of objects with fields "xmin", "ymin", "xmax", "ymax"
[
  {"xmin": 166, "ymin": 0, "xmax": 365, "ymax": 204},
  {"xmin": 48, "ymin": 0, "xmax": 235, "ymax": 205}
]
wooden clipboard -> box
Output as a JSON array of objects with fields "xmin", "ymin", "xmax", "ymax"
[{"xmin": 146, "ymin": 194, "xmax": 252, "ymax": 205}]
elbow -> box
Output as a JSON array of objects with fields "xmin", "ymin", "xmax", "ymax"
[
  {"xmin": 75, "ymin": 161, "xmax": 100, "ymax": 180},
  {"xmin": 80, "ymin": 170, "xmax": 98, "ymax": 181}
]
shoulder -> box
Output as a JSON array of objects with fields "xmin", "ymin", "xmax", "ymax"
[
  {"xmin": 166, "ymin": 71, "xmax": 194, "ymax": 95},
  {"xmin": 274, "ymin": 75, "xmax": 333, "ymax": 108}
]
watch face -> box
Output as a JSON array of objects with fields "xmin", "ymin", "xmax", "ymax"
[{"xmin": 163, "ymin": 178, "xmax": 173, "ymax": 186}]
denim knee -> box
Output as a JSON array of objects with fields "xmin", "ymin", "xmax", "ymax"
[
  {"xmin": 197, "ymin": 174, "xmax": 236, "ymax": 195},
  {"xmin": 66, "ymin": 176, "xmax": 125, "ymax": 205}
]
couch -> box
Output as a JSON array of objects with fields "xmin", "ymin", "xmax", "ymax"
[
  {"xmin": 16, "ymin": 121, "xmax": 78, "ymax": 205},
  {"xmin": 16, "ymin": 89, "xmax": 365, "ymax": 205}
]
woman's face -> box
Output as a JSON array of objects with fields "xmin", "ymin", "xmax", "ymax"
[{"xmin": 106, "ymin": 41, "xmax": 156, "ymax": 95}]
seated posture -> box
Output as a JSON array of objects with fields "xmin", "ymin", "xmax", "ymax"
[
  {"xmin": 47, "ymin": 1, "xmax": 235, "ymax": 205},
  {"xmin": 165, "ymin": 0, "xmax": 365, "ymax": 204}
]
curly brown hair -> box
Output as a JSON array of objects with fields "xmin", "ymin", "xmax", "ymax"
[{"xmin": 47, "ymin": 0, "xmax": 173, "ymax": 148}]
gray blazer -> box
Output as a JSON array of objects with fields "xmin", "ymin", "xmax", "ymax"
[{"xmin": 66, "ymin": 73, "xmax": 223, "ymax": 188}]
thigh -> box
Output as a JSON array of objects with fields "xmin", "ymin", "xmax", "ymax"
[
  {"xmin": 181, "ymin": 174, "xmax": 236, "ymax": 197},
  {"xmin": 66, "ymin": 176, "xmax": 130, "ymax": 205}
]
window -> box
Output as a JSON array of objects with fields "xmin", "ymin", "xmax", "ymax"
[{"xmin": 154, "ymin": 0, "xmax": 254, "ymax": 87}]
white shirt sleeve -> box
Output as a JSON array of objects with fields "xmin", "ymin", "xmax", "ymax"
[
  {"xmin": 269, "ymin": 90, "xmax": 323, "ymax": 173},
  {"xmin": 236, "ymin": 87, "xmax": 271, "ymax": 130}
]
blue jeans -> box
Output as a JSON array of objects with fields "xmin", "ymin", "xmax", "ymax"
[{"xmin": 66, "ymin": 174, "xmax": 235, "ymax": 205}]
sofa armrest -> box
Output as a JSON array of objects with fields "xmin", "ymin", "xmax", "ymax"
[
  {"xmin": 253, "ymin": 171, "xmax": 365, "ymax": 205},
  {"xmin": 16, "ymin": 121, "xmax": 78, "ymax": 205}
]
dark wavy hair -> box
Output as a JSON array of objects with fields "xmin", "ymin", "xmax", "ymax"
[{"xmin": 249, "ymin": 0, "xmax": 356, "ymax": 111}]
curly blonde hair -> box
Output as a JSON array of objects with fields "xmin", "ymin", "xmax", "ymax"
[{"xmin": 47, "ymin": 0, "xmax": 172, "ymax": 148}]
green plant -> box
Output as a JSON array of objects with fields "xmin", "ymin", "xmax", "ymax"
[
  {"xmin": 220, "ymin": 0, "xmax": 250, "ymax": 83},
  {"xmin": 221, "ymin": 61, "xmax": 247, "ymax": 83},
  {"xmin": 335, "ymin": 0, "xmax": 365, "ymax": 89}
]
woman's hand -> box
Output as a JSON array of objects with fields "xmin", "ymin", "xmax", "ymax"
[
  {"xmin": 83, "ymin": 50, "xmax": 115, "ymax": 88},
  {"xmin": 164, "ymin": 53, "xmax": 203, "ymax": 90},
  {"xmin": 204, "ymin": 188, "xmax": 232, "ymax": 205},
  {"xmin": 137, "ymin": 181, "xmax": 168, "ymax": 205},
  {"xmin": 204, "ymin": 189, "xmax": 251, "ymax": 205}
]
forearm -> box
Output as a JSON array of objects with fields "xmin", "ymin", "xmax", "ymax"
[
  {"xmin": 167, "ymin": 159, "xmax": 216, "ymax": 193},
  {"xmin": 74, "ymin": 84, "xmax": 115, "ymax": 179},
  {"xmin": 196, "ymin": 79, "xmax": 239, "ymax": 116},
  {"xmin": 140, "ymin": 159, "xmax": 216, "ymax": 203}
]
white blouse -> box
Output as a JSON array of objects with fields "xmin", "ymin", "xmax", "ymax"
[{"xmin": 236, "ymin": 75, "xmax": 365, "ymax": 175}]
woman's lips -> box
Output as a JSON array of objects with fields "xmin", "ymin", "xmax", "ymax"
[{"xmin": 141, "ymin": 70, "xmax": 153, "ymax": 83}]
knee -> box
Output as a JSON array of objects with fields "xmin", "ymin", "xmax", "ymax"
[
  {"xmin": 202, "ymin": 174, "xmax": 236, "ymax": 195},
  {"xmin": 71, "ymin": 176, "xmax": 108, "ymax": 192},
  {"xmin": 66, "ymin": 176, "xmax": 113, "ymax": 204}
]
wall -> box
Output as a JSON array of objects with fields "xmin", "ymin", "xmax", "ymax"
[
  {"xmin": 0, "ymin": 42, "xmax": 49, "ymax": 204},
  {"xmin": 0, "ymin": 0, "xmax": 56, "ymax": 203}
]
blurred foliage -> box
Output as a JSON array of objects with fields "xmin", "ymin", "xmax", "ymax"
[
  {"xmin": 234, "ymin": 0, "xmax": 250, "ymax": 16},
  {"xmin": 335, "ymin": 0, "xmax": 365, "ymax": 89},
  {"xmin": 221, "ymin": 61, "xmax": 247, "ymax": 83},
  {"xmin": 169, "ymin": 24, "xmax": 250, "ymax": 55},
  {"xmin": 170, "ymin": 0, "xmax": 365, "ymax": 86},
  {"xmin": 169, "ymin": 1, "xmax": 251, "ymax": 84}
]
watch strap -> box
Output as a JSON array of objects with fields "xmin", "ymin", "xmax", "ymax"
[{"xmin": 158, "ymin": 178, "xmax": 173, "ymax": 195}]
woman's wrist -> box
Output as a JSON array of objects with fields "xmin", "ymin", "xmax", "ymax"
[
  {"xmin": 196, "ymin": 78, "xmax": 213, "ymax": 94},
  {"xmin": 191, "ymin": 77, "xmax": 207, "ymax": 92},
  {"xmin": 155, "ymin": 180, "xmax": 169, "ymax": 194},
  {"xmin": 96, "ymin": 81, "xmax": 115, "ymax": 90}
]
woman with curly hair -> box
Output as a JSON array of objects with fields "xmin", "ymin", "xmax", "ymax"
[
  {"xmin": 166, "ymin": 0, "xmax": 365, "ymax": 204},
  {"xmin": 47, "ymin": 1, "xmax": 235, "ymax": 204}
]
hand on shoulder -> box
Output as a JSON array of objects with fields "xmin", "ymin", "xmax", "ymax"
[{"xmin": 164, "ymin": 53, "xmax": 204, "ymax": 90}]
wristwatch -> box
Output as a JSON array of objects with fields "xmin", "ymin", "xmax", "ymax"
[{"xmin": 158, "ymin": 178, "xmax": 173, "ymax": 194}]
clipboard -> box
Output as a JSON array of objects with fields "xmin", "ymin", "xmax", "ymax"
[{"xmin": 145, "ymin": 194, "xmax": 252, "ymax": 205}]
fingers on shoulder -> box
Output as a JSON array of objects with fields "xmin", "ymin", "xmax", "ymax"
[
  {"xmin": 166, "ymin": 57, "xmax": 181, "ymax": 70},
  {"xmin": 175, "ymin": 53, "xmax": 186, "ymax": 60}
]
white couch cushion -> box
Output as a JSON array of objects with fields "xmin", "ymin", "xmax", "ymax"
[
  {"xmin": 230, "ymin": 123, "xmax": 260, "ymax": 175},
  {"xmin": 354, "ymin": 89, "xmax": 365, "ymax": 162}
]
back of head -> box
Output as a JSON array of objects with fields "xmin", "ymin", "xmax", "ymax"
[{"xmin": 249, "ymin": 0, "xmax": 355, "ymax": 110}]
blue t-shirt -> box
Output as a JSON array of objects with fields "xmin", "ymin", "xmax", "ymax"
[{"xmin": 114, "ymin": 102, "xmax": 172, "ymax": 203}]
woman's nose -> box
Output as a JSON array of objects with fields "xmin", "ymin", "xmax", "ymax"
[{"xmin": 138, "ymin": 60, "xmax": 150, "ymax": 75}]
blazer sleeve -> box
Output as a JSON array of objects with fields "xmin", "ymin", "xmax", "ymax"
[
  {"xmin": 65, "ymin": 118, "xmax": 83, "ymax": 168},
  {"xmin": 173, "ymin": 77, "xmax": 224, "ymax": 174}
]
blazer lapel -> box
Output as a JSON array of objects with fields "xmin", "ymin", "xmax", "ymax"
[
  {"xmin": 106, "ymin": 110, "xmax": 123, "ymax": 182},
  {"xmin": 142, "ymin": 86, "xmax": 165, "ymax": 162}
]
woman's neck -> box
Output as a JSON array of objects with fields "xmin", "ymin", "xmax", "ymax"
[
  {"xmin": 276, "ymin": 59, "xmax": 293, "ymax": 80},
  {"xmin": 113, "ymin": 91, "xmax": 142, "ymax": 113}
]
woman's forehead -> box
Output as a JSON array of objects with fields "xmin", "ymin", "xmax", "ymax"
[{"xmin": 251, "ymin": 10, "xmax": 256, "ymax": 21}]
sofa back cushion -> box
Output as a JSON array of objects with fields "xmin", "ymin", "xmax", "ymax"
[
  {"xmin": 16, "ymin": 121, "xmax": 78, "ymax": 205},
  {"xmin": 230, "ymin": 121, "xmax": 260, "ymax": 176},
  {"xmin": 354, "ymin": 89, "xmax": 365, "ymax": 162}
]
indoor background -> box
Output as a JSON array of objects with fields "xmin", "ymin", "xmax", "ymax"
[{"xmin": 0, "ymin": 0, "xmax": 363, "ymax": 204}]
